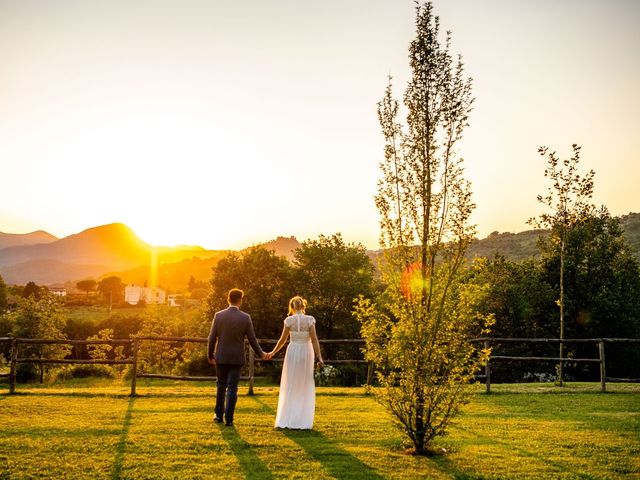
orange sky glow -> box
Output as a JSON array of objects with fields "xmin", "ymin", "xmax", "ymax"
[{"xmin": 1, "ymin": 0, "xmax": 638, "ymax": 249}]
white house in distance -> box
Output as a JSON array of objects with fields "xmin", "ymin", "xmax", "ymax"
[
  {"xmin": 48, "ymin": 285, "xmax": 67, "ymax": 296},
  {"xmin": 125, "ymin": 285, "xmax": 166, "ymax": 305},
  {"xmin": 167, "ymin": 294, "xmax": 184, "ymax": 307}
]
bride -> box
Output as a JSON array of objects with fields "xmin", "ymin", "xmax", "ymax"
[{"xmin": 268, "ymin": 296, "xmax": 324, "ymax": 429}]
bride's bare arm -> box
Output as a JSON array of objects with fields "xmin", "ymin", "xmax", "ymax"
[
  {"xmin": 269, "ymin": 325, "xmax": 290, "ymax": 357},
  {"xmin": 309, "ymin": 324, "xmax": 324, "ymax": 366}
]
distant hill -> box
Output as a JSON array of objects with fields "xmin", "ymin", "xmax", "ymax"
[
  {"xmin": 467, "ymin": 229, "xmax": 545, "ymax": 262},
  {"xmin": 257, "ymin": 236, "xmax": 302, "ymax": 261},
  {"xmin": 0, "ymin": 223, "xmax": 223, "ymax": 285},
  {"xmin": 0, "ymin": 230, "xmax": 58, "ymax": 250},
  {"xmin": 108, "ymin": 252, "xmax": 229, "ymax": 292},
  {"xmin": 620, "ymin": 212, "xmax": 640, "ymax": 258},
  {"xmin": 1, "ymin": 213, "xmax": 637, "ymax": 286},
  {"xmin": 0, "ymin": 223, "xmax": 150, "ymax": 270},
  {"xmin": 0, "ymin": 259, "xmax": 111, "ymax": 285},
  {"xmin": 467, "ymin": 212, "xmax": 640, "ymax": 262}
]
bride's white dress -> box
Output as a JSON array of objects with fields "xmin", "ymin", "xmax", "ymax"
[{"xmin": 274, "ymin": 313, "xmax": 316, "ymax": 429}]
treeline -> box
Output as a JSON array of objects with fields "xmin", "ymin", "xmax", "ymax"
[
  {"xmin": 1, "ymin": 214, "xmax": 639, "ymax": 384},
  {"xmin": 470, "ymin": 209, "xmax": 640, "ymax": 381}
]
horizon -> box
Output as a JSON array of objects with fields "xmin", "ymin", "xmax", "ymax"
[
  {"xmin": 1, "ymin": 1, "xmax": 639, "ymax": 250},
  {"xmin": 3, "ymin": 211, "xmax": 640, "ymax": 252}
]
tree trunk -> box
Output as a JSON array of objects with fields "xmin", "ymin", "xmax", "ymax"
[{"xmin": 558, "ymin": 238, "xmax": 565, "ymax": 386}]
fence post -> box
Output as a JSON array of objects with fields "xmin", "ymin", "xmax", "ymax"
[
  {"xmin": 248, "ymin": 348, "xmax": 255, "ymax": 396},
  {"xmin": 39, "ymin": 352, "xmax": 44, "ymax": 384},
  {"xmin": 9, "ymin": 338, "xmax": 18, "ymax": 394},
  {"xmin": 130, "ymin": 339, "xmax": 138, "ymax": 397},
  {"xmin": 484, "ymin": 340, "xmax": 491, "ymax": 394},
  {"xmin": 599, "ymin": 340, "xmax": 606, "ymax": 393},
  {"xmin": 366, "ymin": 361, "xmax": 374, "ymax": 387}
]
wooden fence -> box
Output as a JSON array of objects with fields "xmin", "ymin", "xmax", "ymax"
[
  {"xmin": 470, "ymin": 337, "xmax": 640, "ymax": 393},
  {"xmin": 0, "ymin": 336, "xmax": 371, "ymax": 396},
  {"xmin": 1, "ymin": 336, "xmax": 638, "ymax": 396}
]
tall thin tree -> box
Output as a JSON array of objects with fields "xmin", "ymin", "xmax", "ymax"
[
  {"xmin": 528, "ymin": 144, "xmax": 595, "ymax": 385},
  {"xmin": 355, "ymin": 2, "xmax": 492, "ymax": 454}
]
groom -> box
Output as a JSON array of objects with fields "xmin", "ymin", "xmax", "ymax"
[{"xmin": 208, "ymin": 288, "xmax": 268, "ymax": 426}]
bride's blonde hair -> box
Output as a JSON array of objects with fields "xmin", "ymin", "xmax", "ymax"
[{"xmin": 288, "ymin": 296, "xmax": 307, "ymax": 315}]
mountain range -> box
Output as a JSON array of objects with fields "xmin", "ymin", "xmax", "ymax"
[
  {"xmin": 0, "ymin": 223, "xmax": 224, "ymax": 286},
  {"xmin": 1, "ymin": 212, "xmax": 638, "ymax": 286}
]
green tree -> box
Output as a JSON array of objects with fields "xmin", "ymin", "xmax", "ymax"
[
  {"xmin": 540, "ymin": 210, "xmax": 640, "ymax": 379},
  {"xmin": 97, "ymin": 276, "xmax": 124, "ymax": 311},
  {"xmin": 471, "ymin": 256, "xmax": 556, "ymax": 339},
  {"xmin": 188, "ymin": 275, "xmax": 197, "ymax": 292},
  {"xmin": 205, "ymin": 247, "xmax": 295, "ymax": 338},
  {"xmin": 293, "ymin": 234, "xmax": 375, "ymax": 339},
  {"xmin": 469, "ymin": 256, "xmax": 557, "ymax": 382},
  {"xmin": 76, "ymin": 279, "xmax": 97, "ymax": 297},
  {"xmin": 135, "ymin": 305, "xmax": 203, "ymax": 376},
  {"xmin": 0, "ymin": 274, "xmax": 7, "ymax": 312},
  {"xmin": 22, "ymin": 281, "xmax": 42, "ymax": 299},
  {"xmin": 528, "ymin": 144, "xmax": 596, "ymax": 385},
  {"xmin": 354, "ymin": 2, "xmax": 491, "ymax": 455},
  {"xmin": 7, "ymin": 292, "xmax": 70, "ymax": 381}
]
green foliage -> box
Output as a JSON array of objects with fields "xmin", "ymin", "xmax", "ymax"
[
  {"xmin": 539, "ymin": 210, "xmax": 640, "ymax": 379},
  {"xmin": 528, "ymin": 144, "xmax": 596, "ymax": 384},
  {"xmin": 0, "ymin": 274, "xmax": 7, "ymax": 312},
  {"xmin": 205, "ymin": 246, "xmax": 295, "ymax": 339},
  {"xmin": 293, "ymin": 234, "xmax": 375, "ymax": 339},
  {"xmin": 97, "ymin": 276, "xmax": 124, "ymax": 305},
  {"xmin": 620, "ymin": 212, "xmax": 640, "ymax": 258},
  {"xmin": 539, "ymin": 210, "xmax": 640, "ymax": 336},
  {"xmin": 86, "ymin": 328, "xmax": 128, "ymax": 378},
  {"xmin": 56, "ymin": 364, "xmax": 115, "ymax": 379},
  {"xmin": 471, "ymin": 256, "xmax": 556, "ymax": 338},
  {"xmin": 5, "ymin": 292, "xmax": 70, "ymax": 381},
  {"xmin": 136, "ymin": 305, "xmax": 204, "ymax": 376},
  {"xmin": 356, "ymin": 278, "xmax": 492, "ymax": 452},
  {"xmin": 22, "ymin": 281, "xmax": 43, "ymax": 299},
  {"xmin": 469, "ymin": 257, "xmax": 558, "ymax": 381},
  {"xmin": 359, "ymin": 1, "xmax": 490, "ymax": 455},
  {"xmin": 76, "ymin": 279, "xmax": 97, "ymax": 296}
]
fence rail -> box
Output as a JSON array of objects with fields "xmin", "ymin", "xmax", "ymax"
[
  {"xmin": 1, "ymin": 336, "xmax": 638, "ymax": 396},
  {"xmin": 0, "ymin": 336, "xmax": 371, "ymax": 396},
  {"xmin": 471, "ymin": 337, "xmax": 640, "ymax": 393}
]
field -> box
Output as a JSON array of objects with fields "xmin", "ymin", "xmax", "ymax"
[{"xmin": 0, "ymin": 380, "xmax": 639, "ymax": 479}]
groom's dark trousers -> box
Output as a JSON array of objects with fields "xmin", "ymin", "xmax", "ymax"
[
  {"xmin": 215, "ymin": 364, "xmax": 241, "ymax": 422},
  {"xmin": 208, "ymin": 305, "xmax": 264, "ymax": 424}
]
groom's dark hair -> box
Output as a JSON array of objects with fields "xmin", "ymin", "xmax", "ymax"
[{"xmin": 227, "ymin": 288, "xmax": 244, "ymax": 305}]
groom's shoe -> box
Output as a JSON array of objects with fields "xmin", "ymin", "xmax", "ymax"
[
  {"xmin": 213, "ymin": 416, "xmax": 223, "ymax": 423},
  {"xmin": 225, "ymin": 421, "xmax": 234, "ymax": 427}
]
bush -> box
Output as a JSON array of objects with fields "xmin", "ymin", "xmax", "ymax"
[
  {"xmin": 61, "ymin": 364, "xmax": 114, "ymax": 379},
  {"xmin": 16, "ymin": 363, "xmax": 39, "ymax": 382}
]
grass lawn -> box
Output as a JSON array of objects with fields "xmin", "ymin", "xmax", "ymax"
[{"xmin": 0, "ymin": 380, "xmax": 638, "ymax": 479}]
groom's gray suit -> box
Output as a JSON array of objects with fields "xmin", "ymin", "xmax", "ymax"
[{"xmin": 208, "ymin": 305, "xmax": 265, "ymax": 424}]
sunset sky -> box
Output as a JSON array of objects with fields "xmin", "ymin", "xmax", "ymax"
[{"xmin": 1, "ymin": 0, "xmax": 638, "ymax": 250}]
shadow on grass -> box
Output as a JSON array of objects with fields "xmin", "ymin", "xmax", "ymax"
[
  {"xmin": 5, "ymin": 391, "xmax": 131, "ymax": 399},
  {"xmin": 111, "ymin": 396, "xmax": 136, "ymax": 480},
  {"xmin": 444, "ymin": 425, "xmax": 599, "ymax": 480},
  {"xmin": 0, "ymin": 456, "xmax": 8, "ymax": 480},
  {"xmin": 218, "ymin": 424, "xmax": 275, "ymax": 480},
  {"xmin": 251, "ymin": 396, "xmax": 385, "ymax": 480},
  {"xmin": 5, "ymin": 390, "xmax": 214, "ymax": 399},
  {"xmin": 478, "ymin": 383, "xmax": 638, "ymax": 395}
]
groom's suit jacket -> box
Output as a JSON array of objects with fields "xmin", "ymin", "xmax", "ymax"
[{"xmin": 208, "ymin": 306, "xmax": 264, "ymax": 365}]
